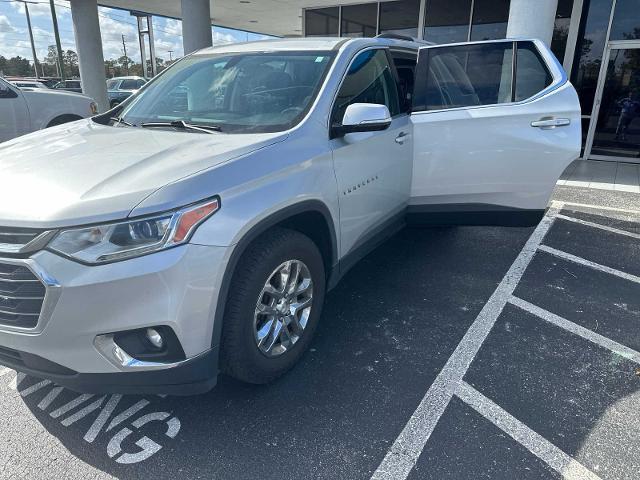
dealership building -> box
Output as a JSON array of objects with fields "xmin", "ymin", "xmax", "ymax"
[{"xmin": 77, "ymin": 0, "xmax": 640, "ymax": 162}]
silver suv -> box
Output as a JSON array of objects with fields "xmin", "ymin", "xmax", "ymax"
[{"xmin": 0, "ymin": 36, "xmax": 580, "ymax": 394}]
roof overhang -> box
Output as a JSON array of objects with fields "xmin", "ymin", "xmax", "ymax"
[{"xmin": 97, "ymin": 0, "xmax": 371, "ymax": 37}]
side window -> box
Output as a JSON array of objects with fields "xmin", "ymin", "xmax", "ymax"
[
  {"xmin": 332, "ymin": 49, "xmax": 400, "ymax": 125},
  {"xmin": 515, "ymin": 41, "xmax": 553, "ymax": 101},
  {"xmin": 121, "ymin": 79, "xmax": 141, "ymax": 90},
  {"xmin": 420, "ymin": 42, "xmax": 514, "ymax": 111},
  {"xmin": 415, "ymin": 40, "xmax": 555, "ymax": 111},
  {"xmin": 389, "ymin": 50, "xmax": 418, "ymax": 114}
]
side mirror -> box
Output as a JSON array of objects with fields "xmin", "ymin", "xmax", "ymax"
[{"xmin": 332, "ymin": 103, "xmax": 392, "ymax": 138}]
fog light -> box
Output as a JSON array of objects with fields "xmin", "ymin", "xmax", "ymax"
[{"xmin": 146, "ymin": 328, "xmax": 163, "ymax": 349}]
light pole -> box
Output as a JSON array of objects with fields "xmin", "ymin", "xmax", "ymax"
[
  {"xmin": 49, "ymin": 0, "xmax": 65, "ymax": 80},
  {"xmin": 20, "ymin": 1, "xmax": 40, "ymax": 78}
]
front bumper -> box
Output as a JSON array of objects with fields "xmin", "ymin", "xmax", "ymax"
[{"xmin": 0, "ymin": 243, "xmax": 229, "ymax": 394}]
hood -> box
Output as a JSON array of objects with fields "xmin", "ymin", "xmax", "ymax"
[
  {"xmin": 23, "ymin": 88, "xmax": 92, "ymax": 101},
  {"xmin": 0, "ymin": 120, "xmax": 287, "ymax": 228}
]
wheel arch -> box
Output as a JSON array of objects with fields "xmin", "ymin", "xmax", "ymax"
[
  {"xmin": 210, "ymin": 200, "xmax": 338, "ymax": 350},
  {"xmin": 46, "ymin": 113, "xmax": 83, "ymax": 128}
]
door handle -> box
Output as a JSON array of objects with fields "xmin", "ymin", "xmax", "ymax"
[
  {"xmin": 395, "ymin": 132, "xmax": 409, "ymax": 144},
  {"xmin": 531, "ymin": 118, "xmax": 571, "ymax": 129}
]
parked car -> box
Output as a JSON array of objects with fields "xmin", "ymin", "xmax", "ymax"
[
  {"xmin": 10, "ymin": 80, "xmax": 49, "ymax": 90},
  {"xmin": 53, "ymin": 79, "xmax": 82, "ymax": 93},
  {"xmin": 0, "ymin": 37, "xmax": 580, "ymax": 395},
  {"xmin": 39, "ymin": 77, "xmax": 62, "ymax": 89},
  {"xmin": 107, "ymin": 76, "xmax": 147, "ymax": 108},
  {"xmin": 0, "ymin": 76, "xmax": 97, "ymax": 142}
]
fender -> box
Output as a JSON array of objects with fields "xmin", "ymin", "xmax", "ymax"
[{"xmin": 210, "ymin": 199, "xmax": 338, "ymax": 350}]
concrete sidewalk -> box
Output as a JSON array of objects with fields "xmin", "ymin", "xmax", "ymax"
[{"xmin": 559, "ymin": 159, "xmax": 640, "ymax": 193}]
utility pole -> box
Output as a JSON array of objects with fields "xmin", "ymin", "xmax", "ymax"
[
  {"xmin": 121, "ymin": 34, "xmax": 130, "ymax": 75},
  {"xmin": 21, "ymin": 1, "xmax": 40, "ymax": 78},
  {"xmin": 49, "ymin": 0, "xmax": 65, "ymax": 80}
]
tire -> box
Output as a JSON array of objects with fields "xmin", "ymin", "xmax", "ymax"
[{"xmin": 221, "ymin": 227, "xmax": 326, "ymax": 384}]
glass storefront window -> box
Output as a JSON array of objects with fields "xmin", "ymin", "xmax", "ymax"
[
  {"xmin": 379, "ymin": 0, "xmax": 421, "ymax": 37},
  {"xmin": 470, "ymin": 0, "xmax": 510, "ymax": 41},
  {"xmin": 551, "ymin": 0, "xmax": 574, "ymax": 62},
  {"xmin": 341, "ymin": 3, "xmax": 378, "ymax": 38},
  {"xmin": 571, "ymin": 0, "xmax": 615, "ymax": 144},
  {"xmin": 609, "ymin": 0, "xmax": 640, "ymax": 40},
  {"xmin": 305, "ymin": 7, "xmax": 339, "ymax": 37},
  {"xmin": 590, "ymin": 48, "xmax": 640, "ymax": 158},
  {"xmin": 423, "ymin": 0, "xmax": 473, "ymax": 44}
]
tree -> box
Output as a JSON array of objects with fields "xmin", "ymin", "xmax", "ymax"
[
  {"xmin": 0, "ymin": 56, "xmax": 32, "ymax": 76},
  {"xmin": 64, "ymin": 50, "xmax": 78, "ymax": 77}
]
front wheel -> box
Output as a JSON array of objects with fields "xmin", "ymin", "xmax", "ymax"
[{"xmin": 221, "ymin": 228, "xmax": 326, "ymax": 384}]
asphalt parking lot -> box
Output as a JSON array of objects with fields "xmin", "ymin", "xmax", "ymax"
[{"xmin": 1, "ymin": 184, "xmax": 639, "ymax": 480}]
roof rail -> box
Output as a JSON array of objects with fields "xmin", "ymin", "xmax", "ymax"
[{"xmin": 375, "ymin": 33, "xmax": 415, "ymax": 42}]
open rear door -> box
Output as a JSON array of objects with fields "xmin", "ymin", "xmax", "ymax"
[{"xmin": 409, "ymin": 39, "xmax": 581, "ymax": 226}]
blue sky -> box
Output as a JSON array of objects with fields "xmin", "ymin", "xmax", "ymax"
[{"xmin": 0, "ymin": 0, "xmax": 271, "ymax": 63}]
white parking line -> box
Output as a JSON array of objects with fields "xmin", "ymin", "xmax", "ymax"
[
  {"xmin": 552, "ymin": 201, "xmax": 640, "ymax": 215},
  {"xmin": 510, "ymin": 296, "xmax": 640, "ymax": 364},
  {"xmin": 369, "ymin": 206, "xmax": 561, "ymax": 480},
  {"xmin": 555, "ymin": 214, "xmax": 640, "ymax": 240},
  {"xmin": 538, "ymin": 245, "xmax": 640, "ymax": 284},
  {"xmin": 456, "ymin": 382, "xmax": 602, "ymax": 480}
]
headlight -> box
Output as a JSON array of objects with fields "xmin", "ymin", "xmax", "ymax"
[{"xmin": 48, "ymin": 198, "xmax": 219, "ymax": 264}]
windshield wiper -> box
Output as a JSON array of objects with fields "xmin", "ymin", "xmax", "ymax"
[
  {"xmin": 140, "ymin": 120, "xmax": 221, "ymax": 134},
  {"xmin": 109, "ymin": 116, "xmax": 136, "ymax": 127}
]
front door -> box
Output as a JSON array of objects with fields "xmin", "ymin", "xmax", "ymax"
[
  {"xmin": 585, "ymin": 43, "xmax": 640, "ymax": 162},
  {"xmin": 331, "ymin": 48, "xmax": 413, "ymax": 262},
  {"xmin": 409, "ymin": 39, "xmax": 581, "ymax": 226}
]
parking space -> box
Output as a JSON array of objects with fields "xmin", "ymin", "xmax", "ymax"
[{"xmin": 1, "ymin": 191, "xmax": 639, "ymax": 480}]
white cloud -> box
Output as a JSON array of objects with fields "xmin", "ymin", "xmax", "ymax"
[
  {"xmin": 213, "ymin": 30, "xmax": 237, "ymax": 45},
  {"xmin": 11, "ymin": 0, "xmax": 69, "ymax": 17},
  {"xmin": 97, "ymin": 8, "xmax": 140, "ymax": 60},
  {"xmin": 0, "ymin": 14, "xmax": 16, "ymax": 33}
]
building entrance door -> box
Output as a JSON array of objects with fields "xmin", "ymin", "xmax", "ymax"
[{"xmin": 586, "ymin": 42, "xmax": 640, "ymax": 162}]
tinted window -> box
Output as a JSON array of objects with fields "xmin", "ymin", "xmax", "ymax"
[
  {"xmin": 609, "ymin": 0, "xmax": 640, "ymax": 40},
  {"xmin": 379, "ymin": 0, "xmax": 421, "ymax": 38},
  {"xmin": 423, "ymin": 0, "xmax": 472, "ymax": 44},
  {"xmin": 515, "ymin": 42, "xmax": 553, "ymax": 101},
  {"xmin": 551, "ymin": 0, "xmax": 574, "ymax": 62},
  {"xmin": 305, "ymin": 7, "xmax": 339, "ymax": 37},
  {"xmin": 415, "ymin": 41, "xmax": 555, "ymax": 111},
  {"xmin": 470, "ymin": 0, "xmax": 510, "ymax": 41},
  {"xmin": 107, "ymin": 79, "xmax": 118, "ymax": 89},
  {"xmin": 332, "ymin": 49, "xmax": 400, "ymax": 125},
  {"xmin": 121, "ymin": 79, "xmax": 142, "ymax": 90},
  {"xmin": 341, "ymin": 4, "xmax": 378, "ymax": 38},
  {"xmin": 571, "ymin": 0, "xmax": 613, "ymax": 119},
  {"xmin": 418, "ymin": 42, "xmax": 513, "ymax": 110}
]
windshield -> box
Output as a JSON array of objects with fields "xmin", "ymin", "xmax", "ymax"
[{"xmin": 118, "ymin": 51, "xmax": 335, "ymax": 133}]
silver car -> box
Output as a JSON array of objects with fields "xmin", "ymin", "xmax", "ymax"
[{"xmin": 0, "ymin": 36, "xmax": 580, "ymax": 394}]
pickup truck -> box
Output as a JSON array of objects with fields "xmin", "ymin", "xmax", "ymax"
[
  {"xmin": 0, "ymin": 76, "xmax": 97, "ymax": 142},
  {"xmin": 0, "ymin": 36, "xmax": 580, "ymax": 395}
]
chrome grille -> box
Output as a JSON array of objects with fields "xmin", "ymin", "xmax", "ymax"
[
  {"xmin": 0, "ymin": 263, "xmax": 45, "ymax": 328},
  {"xmin": 0, "ymin": 228, "xmax": 54, "ymax": 255}
]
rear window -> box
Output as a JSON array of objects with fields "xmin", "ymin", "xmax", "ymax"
[
  {"xmin": 121, "ymin": 79, "xmax": 143, "ymax": 90},
  {"xmin": 414, "ymin": 40, "xmax": 554, "ymax": 112}
]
